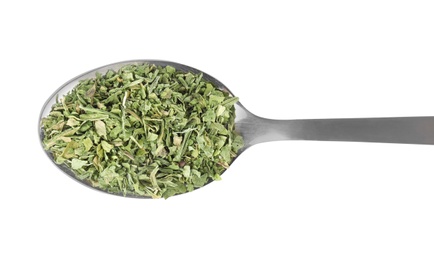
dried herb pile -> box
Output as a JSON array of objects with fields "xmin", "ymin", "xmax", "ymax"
[{"xmin": 41, "ymin": 63, "xmax": 243, "ymax": 198}]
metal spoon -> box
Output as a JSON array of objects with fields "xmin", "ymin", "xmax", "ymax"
[{"xmin": 39, "ymin": 60, "xmax": 434, "ymax": 197}]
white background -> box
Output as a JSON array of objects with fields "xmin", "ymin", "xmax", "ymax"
[{"xmin": 2, "ymin": 0, "xmax": 434, "ymax": 259}]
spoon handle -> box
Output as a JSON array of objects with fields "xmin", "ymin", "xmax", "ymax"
[{"xmin": 249, "ymin": 117, "xmax": 434, "ymax": 146}]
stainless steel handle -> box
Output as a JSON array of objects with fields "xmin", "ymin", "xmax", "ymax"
[{"xmin": 246, "ymin": 116, "xmax": 434, "ymax": 147}]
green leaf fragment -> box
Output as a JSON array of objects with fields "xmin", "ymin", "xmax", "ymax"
[
  {"xmin": 94, "ymin": 120, "xmax": 106, "ymax": 137},
  {"xmin": 221, "ymin": 97, "xmax": 239, "ymax": 107},
  {"xmin": 173, "ymin": 135, "xmax": 182, "ymax": 146},
  {"xmin": 232, "ymin": 135, "xmax": 244, "ymax": 153},
  {"xmin": 147, "ymin": 133, "xmax": 158, "ymax": 142},
  {"xmin": 216, "ymin": 105, "xmax": 226, "ymax": 117},
  {"xmin": 71, "ymin": 158, "xmax": 87, "ymax": 170},
  {"xmin": 149, "ymin": 166, "xmax": 159, "ymax": 190},
  {"xmin": 101, "ymin": 140, "xmax": 114, "ymax": 153},
  {"xmin": 220, "ymin": 145, "xmax": 231, "ymax": 162},
  {"xmin": 100, "ymin": 166, "xmax": 119, "ymax": 185},
  {"xmin": 66, "ymin": 117, "xmax": 80, "ymax": 127},
  {"xmin": 83, "ymin": 137, "xmax": 93, "ymax": 151},
  {"xmin": 202, "ymin": 110, "xmax": 216, "ymax": 122},
  {"xmin": 182, "ymin": 165, "xmax": 191, "ymax": 178},
  {"xmin": 165, "ymin": 65, "xmax": 176, "ymax": 74}
]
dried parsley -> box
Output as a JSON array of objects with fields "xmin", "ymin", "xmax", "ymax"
[{"xmin": 41, "ymin": 63, "xmax": 244, "ymax": 198}]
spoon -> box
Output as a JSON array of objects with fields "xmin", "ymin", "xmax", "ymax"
[{"xmin": 39, "ymin": 60, "xmax": 434, "ymax": 198}]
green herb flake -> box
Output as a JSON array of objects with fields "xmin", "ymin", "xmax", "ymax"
[
  {"xmin": 83, "ymin": 137, "xmax": 93, "ymax": 151},
  {"xmin": 71, "ymin": 158, "xmax": 87, "ymax": 170},
  {"xmin": 41, "ymin": 63, "xmax": 244, "ymax": 198},
  {"xmin": 101, "ymin": 140, "xmax": 114, "ymax": 153}
]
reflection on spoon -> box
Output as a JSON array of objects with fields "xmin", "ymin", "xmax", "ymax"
[{"xmin": 39, "ymin": 60, "xmax": 434, "ymax": 198}]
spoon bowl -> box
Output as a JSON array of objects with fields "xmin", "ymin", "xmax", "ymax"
[
  {"xmin": 39, "ymin": 60, "xmax": 243, "ymax": 198},
  {"xmin": 39, "ymin": 60, "xmax": 434, "ymax": 198}
]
